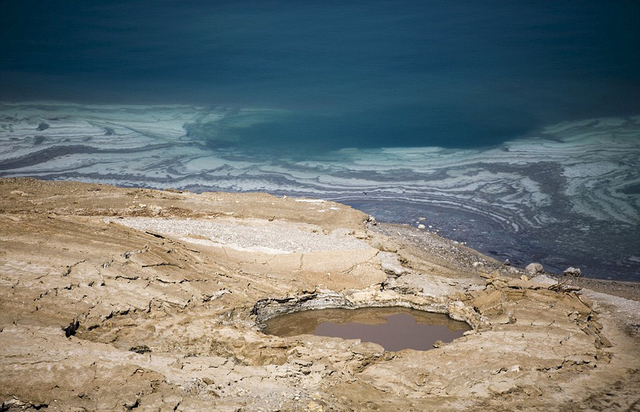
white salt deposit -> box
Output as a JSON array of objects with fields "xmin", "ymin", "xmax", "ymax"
[{"xmin": 2, "ymin": 103, "xmax": 639, "ymax": 279}]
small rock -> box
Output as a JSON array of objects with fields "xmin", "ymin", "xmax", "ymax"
[
  {"xmin": 525, "ymin": 263, "xmax": 544, "ymax": 275},
  {"xmin": 503, "ymin": 259, "xmax": 510, "ymax": 266},
  {"xmin": 520, "ymin": 275, "xmax": 529, "ymax": 281},
  {"xmin": 563, "ymin": 267, "xmax": 582, "ymax": 276},
  {"xmin": 129, "ymin": 345, "xmax": 152, "ymax": 354},
  {"xmin": 417, "ymin": 224, "xmax": 426, "ymax": 229}
]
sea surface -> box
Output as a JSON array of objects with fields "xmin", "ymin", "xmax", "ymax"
[
  {"xmin": 1, "ymin": 2, "xmax": 639, "ymax": 280},
  {"xmin": 0, "ymin": 103, "xmax": 639, "ymax": 281}
]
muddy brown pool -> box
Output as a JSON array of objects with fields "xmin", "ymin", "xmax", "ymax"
[{"xmin": 263, "ymin": 307, "xmax": 471, "ymax": 351}]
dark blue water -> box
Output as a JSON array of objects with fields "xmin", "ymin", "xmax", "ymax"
[{"xmin": 2, "ymin": 1, "xmax": 639, "ymax": 155}]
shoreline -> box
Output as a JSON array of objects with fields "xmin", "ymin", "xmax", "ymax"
[
  {"xmin": 2, "ymin": 103, "xmax": 639, "ymax": 281},
  {"xmin": 373, "ymin": 221, "xmax": 640, "ymax": 301},
  {"xmin": 561, "ymin": 277, "xmax": 640, "ymax": 302},
  {"xmin": 1, "ymin": 177, "xmax": 639, "ymax": 411}
]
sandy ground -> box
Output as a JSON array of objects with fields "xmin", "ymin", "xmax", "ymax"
[{"xmin": 1, "ymin": 178, "xmax": 639, "ymax": 411}]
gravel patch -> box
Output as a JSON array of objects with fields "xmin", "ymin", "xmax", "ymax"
[{"xmin": 110, "ymin": 217, "xmax": 371, "ymax": 254}]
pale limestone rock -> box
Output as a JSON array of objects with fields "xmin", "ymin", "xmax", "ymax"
[
  {"xmin": 0, "ymin": 178, "xmax": 638, "ymax": 412},
  {"xmin": 530, "ymin": 275, "xmax": 558, "ymax": 286},
  {"xmin": 525, "ymin": 262, "xmax": 545, "ymax": 275},
  {"xmin": 563, "ymin": 266, "xmax": 582, "ymax": 276}
]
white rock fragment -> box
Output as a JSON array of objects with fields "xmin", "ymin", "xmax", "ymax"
[
  {"xmin": 378, "ymin": 252, "xmax": 407, "ymax": 276},
  {"xmin": 563, "ymin": 267, "xmax": 582, "ymax": 276},
  {"xmin": 525, "ymin": 263, "xmax": 545, "ymax": 275}
]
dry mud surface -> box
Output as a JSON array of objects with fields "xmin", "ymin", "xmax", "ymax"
[{"xmin": 1, "ymin": 178, "xmax": 639, "ymax": 411}]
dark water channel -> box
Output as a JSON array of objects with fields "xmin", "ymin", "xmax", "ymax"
[{"xmin": 263, "ymin": 307, "xmax": 470, "ymax": 351}]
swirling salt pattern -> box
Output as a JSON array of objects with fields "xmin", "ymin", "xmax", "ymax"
[{"xmin": 1, "ymin": 103, "xmax": 639, "ymax": 278}]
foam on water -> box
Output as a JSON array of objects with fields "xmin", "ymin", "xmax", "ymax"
[{"xmin": 1, "ymin": 103, "xmax": 639, "ymax": 280}]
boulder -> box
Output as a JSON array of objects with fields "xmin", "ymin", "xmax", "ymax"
[{"xmin": 525, "ymin": 263, "xmax": 544, "ymax": 275}]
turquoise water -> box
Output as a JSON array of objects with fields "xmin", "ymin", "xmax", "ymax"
[
  {"xmin": 2, "ymin": 1, "xmax": 639, "ymax": 153},
  {"xmin": 1, "ymin": 2, "xmax": 639, "ymax": 280}
]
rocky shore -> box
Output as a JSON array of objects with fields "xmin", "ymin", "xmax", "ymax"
[{"xmin": 1, "ymin": 178, "xmax": 639, "ymax": 411}]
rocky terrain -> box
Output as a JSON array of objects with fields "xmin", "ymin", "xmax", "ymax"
[
  {"xmin": 1, "ymin": 178, "xmax": 639, "ymax": 411},
  {"xmin": 3, "ymin": 103, "xmax": 640, "ymax": 280}
]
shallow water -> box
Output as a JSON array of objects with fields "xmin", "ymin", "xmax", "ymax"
[
  {"xmin": 262, "ymin": 307, "xmax": 471, "ymax": 352},
  {"xmin": 1, "ymin": 103, "xmax": 638, "ymax": 281}
]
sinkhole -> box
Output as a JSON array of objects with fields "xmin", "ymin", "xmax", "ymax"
[{"xmin": 263, "ymin": 307, "xmax": 471, "ymax": 351}]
